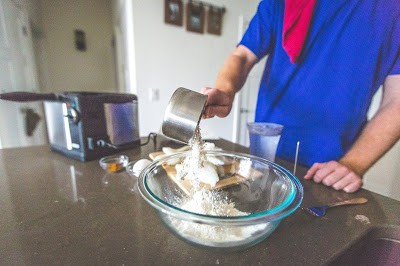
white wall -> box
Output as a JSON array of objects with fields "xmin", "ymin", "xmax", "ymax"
[
  {"xmin": 129, "ymin": 0, "xmax": 259, "ymax": 140},
  {"xmin": 364, "ymin": 141, "xmax": 400, "ymax": 201},
  {"xmin": 363, "ymin": 88, "xmax": 400, "ymax": 201},
  {"xmin": 0, "ymin": 0, "xmax": 47, "ymax": 148},
  {"xmin": 39, "ymin": 0, "xmax": 116, "ymax": 92}
]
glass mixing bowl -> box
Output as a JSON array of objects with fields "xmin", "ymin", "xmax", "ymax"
[{"xmin": 138, "ymin": 151, "xmax": 303, "ymax": 250}]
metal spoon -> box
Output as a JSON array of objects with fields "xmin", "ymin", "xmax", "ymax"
[{"xmin": 303, "ymin": 197, "xmax": 368, "ymax": 217}]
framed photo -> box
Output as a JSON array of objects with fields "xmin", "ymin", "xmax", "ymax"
[
  {"xmin": 164, "ymin": 0, "xmax": 183, "ymax": 26},
  {"xmin": 186, "ymin": 2, "xmax": 205, "ymax": 33},
  {"xmin": 207, "ymin": 7, "xmax": 224, "ymax": 35}
]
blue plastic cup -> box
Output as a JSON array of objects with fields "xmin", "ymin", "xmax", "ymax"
[{"xmin": 247, "ymin": 122, "xmax": 284, "ymax": 161}]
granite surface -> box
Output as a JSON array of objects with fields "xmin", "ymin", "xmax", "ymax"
[{"xmin": 1, "ymin": 136, "xmax": 399, "ymax": 265}]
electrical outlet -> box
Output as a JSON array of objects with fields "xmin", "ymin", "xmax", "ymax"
[{"xmin": 148, "ymin": 88, "xmax": 159, "ymax": 102}]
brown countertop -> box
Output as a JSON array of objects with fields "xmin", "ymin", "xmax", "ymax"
[{"xmin": 1, "ymin": 137, "xmax": 399, "ymax": 265}]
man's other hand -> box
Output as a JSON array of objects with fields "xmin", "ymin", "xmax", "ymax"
[{"xmin": 304, "ymin": 161, "xmax": 363, "ymax": 193}]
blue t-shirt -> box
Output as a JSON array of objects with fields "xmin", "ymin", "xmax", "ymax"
[{"xmin": 240, "ymin": 0, "xmax": 400, "ymax": 166}]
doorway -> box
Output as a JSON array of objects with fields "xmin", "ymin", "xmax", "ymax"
[{"xmin": 0, "ymin": 0, "xmax": 46, "ymax": 148}]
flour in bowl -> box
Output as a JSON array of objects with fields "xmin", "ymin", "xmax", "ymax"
[
  {"xmin": 169, "ymin": 189, "xmax": 269, "ymax": 245},
  {"xmin": 175, "ymin": 126, "xmax": 220, "ymax": 187},
  {"xmin": 170, "ymin": 127, "xmax": 269, "ymax": 245}
]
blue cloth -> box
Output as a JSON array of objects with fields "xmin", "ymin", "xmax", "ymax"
[{"xmin": 239, "ymin": 0, "xmax": 400, "ymax": 166}]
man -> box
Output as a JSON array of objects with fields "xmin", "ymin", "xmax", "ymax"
[{"xmin": 201, "ymin": 0, "xmax": 400, "ymax": 193}]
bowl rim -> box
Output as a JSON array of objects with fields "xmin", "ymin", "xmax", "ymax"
[
  {"xmin": 99, "ymin": 154, "xmax": 129, "ymax": 165},
  {"xmin": 138, "ymin": 151, "xmax": 303, "ymax": 226}
]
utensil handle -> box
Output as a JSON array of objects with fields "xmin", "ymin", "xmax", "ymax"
[
  {"xmin": 328, "ymin": 197, "xmax": 368, "ymax": 207},
  {"xmin": 0, "ymin": 92, "xmax": 59, "ymax": 102}
]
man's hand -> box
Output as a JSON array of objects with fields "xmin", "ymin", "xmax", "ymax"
[
  {"xmin": 200, "ymin": 87, "xmax": 235, "ymax": 118},
  {"xmin": 304, "ymin": 161, "xmax": 363, "ymax": 193}
]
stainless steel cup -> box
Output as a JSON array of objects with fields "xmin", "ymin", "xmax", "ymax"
[{"xmin": 162, "ymin": 87, "xmax": 208, "ymax": 143}]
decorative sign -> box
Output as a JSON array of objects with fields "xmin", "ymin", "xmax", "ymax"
[
  {"xmin": 164, "ymin": 0, "xmax": 183, "ymax": 26},
  {"xmin": 74, "ymin": 29, "xmax": 86, "ymax": 51},
  {"xmin": 186, "ymin": 2, "xmax": 205, "ymax": 33},
  {"xmin": 207, "ymin": 6, "xmax": 225, "ymax": 35},
  {"xmin": 164, "ymin": 0, "xmax": 226, "ymax": 36}
]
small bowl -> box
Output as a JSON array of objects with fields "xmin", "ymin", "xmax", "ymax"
[
  {"xmin": 99, "ymin": 155, "xmax": 129, "ymax": 173},
  {"xmin": 138, "ymin": 151, "xmax": 303, "ymax": 250}
]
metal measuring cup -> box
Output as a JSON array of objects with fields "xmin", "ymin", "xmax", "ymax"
[{"xmin": 162, "ymin": 87, "xmax": 208, "ymax": 143}]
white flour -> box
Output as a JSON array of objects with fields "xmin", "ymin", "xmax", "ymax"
[
  {"xmin": 355, "ymin": 214, "xmax": 371, "ymax": 224},
  {"xmin": 170, "ymin": 189, "xmax": 268, "ymax": 244},
  {"xmin": 171, "ymin": 127, "xmax": 268, "ymax": 245},
  {"xmin": 176, "ymin": 127, "xmax": 219, "ymax": 187},
  {"xmin": 182, "ymin": 189, "xmax": 245, "ymax": 216}
]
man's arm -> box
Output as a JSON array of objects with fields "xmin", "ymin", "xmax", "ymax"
[
  {"xmin": 201, "ymin": 45, "xmax": 258, "ymax": 118},
  {"xmin": 304, "ymin": 74, "xmax": 400, "ymax": 193}
]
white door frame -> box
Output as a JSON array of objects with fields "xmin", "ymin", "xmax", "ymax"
[
  {"xmin": 231, "ymin": 15, "xmax": 248, "ymax": 144},
  {"xmin": 232, "ymin": 15, "xmax": 264, "ymax": 146}
]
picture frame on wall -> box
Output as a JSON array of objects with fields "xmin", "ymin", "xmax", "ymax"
[
  {"xmin": 207, "ymin": 7, "xmax": 224, "ymax": 35},
  {"xmin": 164, "ymin": 0, "xmax": 183, "ymax": 26},
  {"xmin": 186, "ymin": 2, "xmax": 205, "ymax": 33}
]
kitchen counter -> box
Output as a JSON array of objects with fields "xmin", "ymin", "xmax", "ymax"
[{"xmin": 1, "ymin": 136, "xmax": 399, "ymax": 265}]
